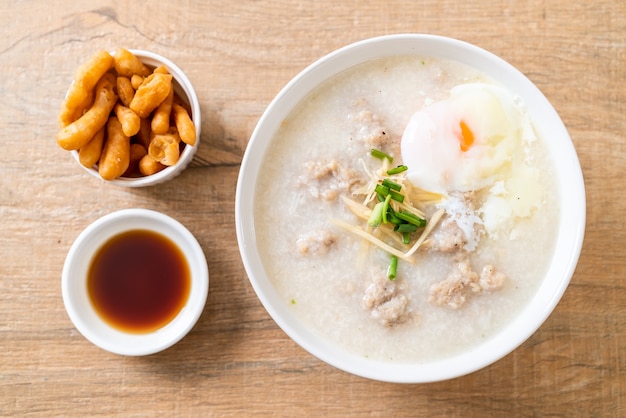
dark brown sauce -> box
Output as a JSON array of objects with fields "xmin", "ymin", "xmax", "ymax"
[{"xmin": 87, "ymin": 229, "xmax": 190, "ymax": 334}]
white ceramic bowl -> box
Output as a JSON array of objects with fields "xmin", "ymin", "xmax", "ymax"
[
  {"xmin": 70, "ymin": 49, "xmax": 201, "ymax": 187},
  {"xmin": 235, "ymin": 34, "xmax": 586, "ymax": 383},
  {"xmin": 62, "ymin": 209, "xmax": 209, "ymax": 355}
]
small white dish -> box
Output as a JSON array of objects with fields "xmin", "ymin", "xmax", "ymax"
[
  {"xmin": 62, "ymin": 208, "xmax": 209, "ymax": 356},
  {"xmin": 70, "ymin": 49, "xmax": 201, "ymax": 187}
]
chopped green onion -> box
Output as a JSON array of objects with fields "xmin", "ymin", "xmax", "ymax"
[
  {"xmin": 370, "ymin": 148, "xmax": 394, "ymax": 162},
  {"xmin": 387, "ymin": 213, "xmax": 403, "ymax": 225},
  {"xmin": 367, "ymin": 201, "xmax": 385, "ymax": 227},
  {"xmin": 386, "ymin": 165, "xmax": 408, "ymax": 175},
  {"xmin": 382, "ymin": 178, "xmax": 402, "ymax": 191},
  {"xmin": 387, "ymin": 255, "xmax": 398, "ymax": 280},
  {"xmin": 375, "ymin": 184, "xmax": 390, "ymax": 196},
  {"xmin": 395, "ymin": 223, "xmax": 418, "ymax": 233},
  {"xmin": 385, "ymin": 205, "xmax": 399, "ymax": 223},
  {"xmin": 376, "ymin": 183, "xmax": 405, "ymax": 203},
  {"xmin": 395, "ymin": 211, "xmax": 427, "ymax": 227},
  {"xmin": 381, "ymin": 194, "xmax": 392, "ymax": 224},
  {"xmin": 402, "ymin": 232, "xmax": 411, "ymax": 244},
  {"xmin": 389, "ymin": 189, "xmax": 405, "ymax": 203}
]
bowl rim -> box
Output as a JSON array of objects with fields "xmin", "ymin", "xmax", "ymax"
[
  {"xmin": 61, "ymin": 208, "xmax": 209, "ymax": 356},
  {"xmin": 235, "ymin": 33, "xmax": 586, "ymax": 383},
  {"xmin": 69, "ymin": 49, "xmax": 201, "ymax": 188}
]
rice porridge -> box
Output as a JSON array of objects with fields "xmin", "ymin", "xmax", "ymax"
[{"xmin": 254, "ymin": 56, "xmax": 559, "ymax": 363}]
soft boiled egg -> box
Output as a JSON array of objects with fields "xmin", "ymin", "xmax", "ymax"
[
  {"xmin": 401, "ymin": 82, "xmax": 544, "ymax": 239},
  {"xmin": 400, "ymin": 82, "xmax": 524, "ymax": 196}
]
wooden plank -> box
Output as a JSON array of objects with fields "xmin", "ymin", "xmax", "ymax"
[{"xmin": 0, "ymin": 0, "xmax": 624, "ymax": 416}]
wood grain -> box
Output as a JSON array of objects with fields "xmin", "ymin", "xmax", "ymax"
[{"xmin": 1, "ymin": 0, "xmax": 624, "ymax": 416}]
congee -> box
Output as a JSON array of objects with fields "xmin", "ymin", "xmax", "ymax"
[{"xmin": 254, "ymin": 55, "xmax": 558, "ymax": 362}]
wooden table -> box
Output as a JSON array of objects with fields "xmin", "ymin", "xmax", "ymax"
[{"xmin": 2, "ymin": 1, "xmax": 624, "ymax": 416}]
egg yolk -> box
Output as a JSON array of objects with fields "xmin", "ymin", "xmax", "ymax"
[{"xmin": 458, "ymin": 120, "xmax": 474, "ymax": 152}]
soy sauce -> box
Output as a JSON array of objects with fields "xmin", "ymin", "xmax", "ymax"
[{"xmin": 87, "ymin": 229, "xmax": 190, "ymax": 334}]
